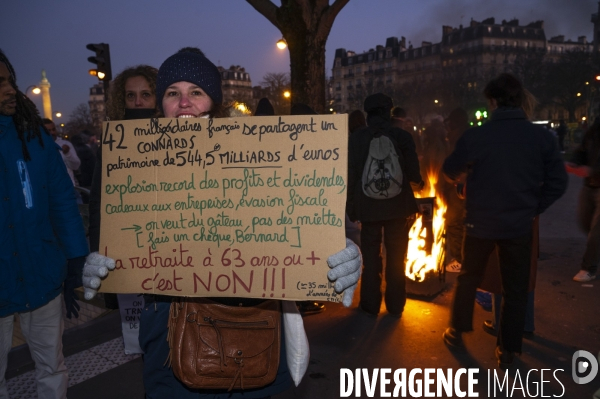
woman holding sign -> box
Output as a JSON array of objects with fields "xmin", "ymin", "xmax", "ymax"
[{"xmin": 83, "ymin": 47, "xmax": 361, "ymax": 399}]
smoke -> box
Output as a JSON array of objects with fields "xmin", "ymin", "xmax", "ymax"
[{"xmin": 403, "ymin": 0, "xmax": 597, "ymax": 46}]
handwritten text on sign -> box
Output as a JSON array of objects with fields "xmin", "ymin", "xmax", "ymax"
[{"xmin": 99, "ymin": 115, "xmax": 348, "ymax": 301}]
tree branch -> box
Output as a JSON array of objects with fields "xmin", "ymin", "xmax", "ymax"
[
  {"xmin": 327, "ymin": 0, "xmax": 350, "ymax": 19},
  {"xmin": 246, "ymin": 0, "xmax": 281, "ymax": 31},
  {"xmin": 316, "ymin": 0, "xmax": 350, "ymax": 41}
]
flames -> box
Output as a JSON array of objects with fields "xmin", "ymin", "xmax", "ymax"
[{"xmin": 405, "ymin": 169, "xmax": 447, "ymax": 282}]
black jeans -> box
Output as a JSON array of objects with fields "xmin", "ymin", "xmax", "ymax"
[
  {"xmin": 360, "ymin": 218, "xmax": 412, "ymax": 315},
  {"xmin": 450, "ymin": 233, "xmax": 532, "ymax": 353}
]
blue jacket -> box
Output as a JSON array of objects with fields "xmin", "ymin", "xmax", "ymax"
[
  {"xmin": 443, "ymin": 108, "xmax": 568, "ymax": 239},
  {"xmin": 0, "ymin": 115, "xmax": 89, "ymax": 317}
]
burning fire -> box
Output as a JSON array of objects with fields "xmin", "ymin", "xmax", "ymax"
[{"xmin": 405, "ymin": 169, "xmax": 447, "ymax": 282}]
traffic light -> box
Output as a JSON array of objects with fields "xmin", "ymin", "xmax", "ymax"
[{"xmin": 86, "ymin": 43, "xmax": 112, "ymax": 81}]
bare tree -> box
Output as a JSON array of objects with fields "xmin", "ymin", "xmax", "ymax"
[
  {"xmin": 260, "ymin": 72, "xmax": 291, "ymax": 114},
  {"xmin": 541, "ymin": 49, "xmax": 594, "ymax": 122},
  {"xmin": 64, "ymin": 103, "xmax": 97, "ymax": 138},
  {"xmin": 246, "ymin": 0, "xmax": 350, "ymax": 113}
]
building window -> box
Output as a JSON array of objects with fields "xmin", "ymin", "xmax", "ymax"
[
  {"xmin": 368, "ymin": 54, "xmax": 373, "ymax": 61},
  {"xmin": 387, "ymin": 49, "xmax": 392, "ymax": 57},
  {"xmin": 335, "ymin": 59, "xmax": 341, "ymax": 67},
  {"xmin": 356, "ymin": 66, "xmax": 362, "ymax": 73},
  {"xmin": 348, "ymin": 58, "xmax": 354, "ymax": 65}
]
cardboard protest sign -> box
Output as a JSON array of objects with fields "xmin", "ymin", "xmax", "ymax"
[{"xmin": 99, "ymin": 114, "xmax": 348, "ymax": 301}]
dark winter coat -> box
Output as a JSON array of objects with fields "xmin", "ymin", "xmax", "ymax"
[
  {"xmin": 443, "ymin": 107, "xmax": 568, "ymax": 239},
  {"xmin": 347, "ymin": 120, "xmax": 422, "ymax": 222}
]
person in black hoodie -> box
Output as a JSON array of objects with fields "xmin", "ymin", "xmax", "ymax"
[
  {"xmin": 347, "ymin": 93, "xmax": 423, "ymax": 317},
  {"xmin": 441, "ymin": 74, "xmax": 567, "ymax": 368}
]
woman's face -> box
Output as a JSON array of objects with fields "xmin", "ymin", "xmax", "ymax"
[
  {"xmin": 124, "ymin": 76, "xmax": 156, "ymax": 109},
  {"xmin": 162, "ymin": 81, "xmax": 213, "ymax": 118}
]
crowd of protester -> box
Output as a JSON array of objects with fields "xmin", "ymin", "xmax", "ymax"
[{"xmin": 1, "ymin": 42, "xmax": 599, "ymax": 399}]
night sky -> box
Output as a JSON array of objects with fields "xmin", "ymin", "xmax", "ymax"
[{"xmin": 2, "ymin": 0, "xmax": 597, "ymax": 119}]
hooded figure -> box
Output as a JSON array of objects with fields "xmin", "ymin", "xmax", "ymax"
[
  {"xmin": 346, "ymin": 92, "xmax": 423, "ymax": 317},
  {"xmin": 254, "ymin": 97, "xmax": 275, "ymax": 116}
]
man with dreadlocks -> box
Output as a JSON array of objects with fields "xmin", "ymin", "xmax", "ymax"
[{"xmin": 0, "ymin": 49, "xmax": 89, "ymax": 398}]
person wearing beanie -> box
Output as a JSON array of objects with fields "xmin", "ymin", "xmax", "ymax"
[
  {"xmin": 82, "ymin": 47, "xmax": 363, "ymax": 399},
  {"xmin": 347, "ymin": 92, "xmax": 423, "ymax": 318},
  {"xmin": 155, "ymin": 47, "xmax": 226, "ymax": 118}
]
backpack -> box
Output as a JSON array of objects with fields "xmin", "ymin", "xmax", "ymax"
[{"xmin": 362, "ymin": 134, "xmax": 403, "ymax": 199}]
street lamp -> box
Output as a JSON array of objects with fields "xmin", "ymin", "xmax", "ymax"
[
  {"xmin": 25, "ymin": 85, "xmax": 40, "ymax": 96},
  {"xmin": 283, "ymin": 90, "xmax": 291, "ymax": 99},
  {"xmin": 276, "ymin": 37, "xmax": 287, "ymax": 50},
  {"xmin": 55, "ymin": 112, "xmax": 62, "ymax": 118}
]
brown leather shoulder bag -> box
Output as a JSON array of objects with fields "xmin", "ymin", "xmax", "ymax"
[{"xmin": 167, "ymin": 298, "xmax": 281, "ymax": 391}]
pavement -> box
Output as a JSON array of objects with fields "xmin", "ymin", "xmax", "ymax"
[{"xmin": 6, "ymin": 174, "xmax": 600, "ymax": 399}]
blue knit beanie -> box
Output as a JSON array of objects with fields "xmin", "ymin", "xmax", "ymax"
[{"xmin": 156, "ymin": 50, "xmax": 222, "ymax": 112}]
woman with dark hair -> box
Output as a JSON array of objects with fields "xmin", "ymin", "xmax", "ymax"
[
  {"xmin": 83, "ymin": 47, "xmax": 361, "ymax": 399},
  {"xmin": 88, "ymin": 66, "xmax": 159, "ymax": 313},
  {"xmin": 89, "ymin": 66, "xmax": 159, "ymax": 254}
]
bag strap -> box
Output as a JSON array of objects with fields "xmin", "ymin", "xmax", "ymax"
[{"xmin": 166, "ymin": 297, "xmax": 184, "ymax": 367}]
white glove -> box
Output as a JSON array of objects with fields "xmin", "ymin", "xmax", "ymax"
[
  {"xmin": 82, "ymin": 252, "xmax": 116, "ymax": 300},
  {"xmin": 327, "ymin": 238, "xmax": 362, "ymax": 307}
]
